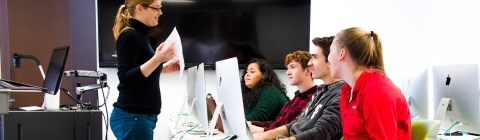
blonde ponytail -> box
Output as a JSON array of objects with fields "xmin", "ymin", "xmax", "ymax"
[
  {"xmin": 113, "ymin": 4, "xmax": 132, "ymax": 40},
  {"xmin": 370, "ymin": 31, "xmax": 385, "ymax": 74}
]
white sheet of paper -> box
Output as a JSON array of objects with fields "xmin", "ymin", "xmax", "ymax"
[{"xmin": 164, "ymin": 27, "xmax": 185, "ymax": 80}]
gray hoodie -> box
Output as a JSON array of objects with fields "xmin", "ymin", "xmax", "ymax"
[{"xmin": 285, "ymin": 80, "xmax": 345, "ymax": 140}]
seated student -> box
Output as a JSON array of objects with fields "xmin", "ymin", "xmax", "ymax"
[
  {"xmin": 328, "ymin": 27, "xmax": 411, "ymax": 139},
  {"xmin": 248, "ymin": 50, "xmax": 316, "ymax": 133},
  {"xmin": 242, "ymin": 58, "xmax": 289, "ymax": 121},
  {"xmin": 253, "ymin": 36, "xmax": 345, "ymax": 140}
]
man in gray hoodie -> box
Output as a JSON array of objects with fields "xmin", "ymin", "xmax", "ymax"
[{"xmin": 253, "ymin": 36, "xmax": 344, "ymax": 140}]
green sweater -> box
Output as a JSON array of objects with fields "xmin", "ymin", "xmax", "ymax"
[{"xmin": 244, "ymin": 86, "xmax": 288, "ymax": 121}]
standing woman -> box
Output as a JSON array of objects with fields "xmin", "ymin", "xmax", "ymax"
[
  {"xmin": 242, "ymin": 58, "xmax": 289, "ymax": 121},
  {"xmin": 110, "ymin": 0, "xmax": 180, "ymax": 139},
  {"xmin": 327, "ymin": 27, "xmax": 411, "ymax": 140}
]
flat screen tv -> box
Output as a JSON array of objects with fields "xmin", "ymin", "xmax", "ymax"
[{"xmin": 97, "ymin": 0, "xmax": 310, "ymax": 69}]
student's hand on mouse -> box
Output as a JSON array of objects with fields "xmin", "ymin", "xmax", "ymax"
[
  {"xmin": 162, "ymin": 59, "xmax": 180, "ymax": 73},
  {"xmin": 155, "ymin": 42, "xmax": 175, "ymax": 63}
]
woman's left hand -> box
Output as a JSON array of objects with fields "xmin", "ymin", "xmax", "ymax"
[{"xmin": 162, "ymin": 59, "xmax": 180, "ymax": 73}]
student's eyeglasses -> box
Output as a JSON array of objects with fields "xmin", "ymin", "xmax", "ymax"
[{"xmin": 144, "ymin": 5, "xmax": 162, "ymax": 12}]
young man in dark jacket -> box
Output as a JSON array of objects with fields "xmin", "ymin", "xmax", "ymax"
[{"xmin": 253, "ymin": 36, "xmax": 344, "ymax": 140}]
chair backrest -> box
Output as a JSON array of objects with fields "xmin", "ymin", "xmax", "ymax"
[{"xmin": 411, "ymin": 119, "xmax": 441, "ymax": 140}]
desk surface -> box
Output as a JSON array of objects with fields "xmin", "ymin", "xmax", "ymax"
[
  {"xmin": 169, "ymin": 119, "xmax": 229, "ymax": 140},
  {"xmin": 0, "ymin": 89, "xmax": 42, "ymax": 92},
  {"xmin": 436, "ymin": 136, "xmax": 479, "ymax": 140},
  {"xmin": 171, "ymin": 128, "xmax": 229, "ymax": 140},
  {"xmin": 0, "ymin": 89, "xmax": 42, "ymax": 115}
]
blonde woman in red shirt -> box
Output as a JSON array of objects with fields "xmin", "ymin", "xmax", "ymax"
[{"xmin": 327, "ymin": 27, "xmax": 411, "ymax": 140}]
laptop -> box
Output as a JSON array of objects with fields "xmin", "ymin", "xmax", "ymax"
[
  {"xmin": 0, "ymin": 46, "xmax": 69, "ymax": 95},
  {"xmin": 0, "ymin": 79, "xmax": 47, "ymax": 92},
  {"xmin": 0, "ymin": 46, "xmax": 69, "ymax": 114}
]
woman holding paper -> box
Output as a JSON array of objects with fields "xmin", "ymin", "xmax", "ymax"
[{"xmin": 110, "ymin": 0, "xmax": 180, "ymax": 139}]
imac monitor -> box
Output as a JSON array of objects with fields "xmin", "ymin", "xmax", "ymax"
[
  {"xmin": 186, "ymin": 66, "xmax": 199, "ymax": 123},
  {"xmin": 174, "ymin": 66, "xmax": 198, "ymax": 129},
  {"xmin": 43, "ymin": 46, "xmax": 70, "ymax": 95},
  {"xmin": 194, "ymin": 63, "xmax": 209, "ymax": 133},
  {"xmin": 432, "ymin": 64, "xmax": 480, "ymax": 134},
  {"xmin": 215, "ymin": 57, "xmax": 254, "ymax": 139},
  {"xmin": 402, "ymin": 68, "xmax": 429, "ymax": 119}
]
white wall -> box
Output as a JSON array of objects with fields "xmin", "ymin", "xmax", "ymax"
[
  {"xmin": 97, "ymin": 0, "xmax": 480, "ymax": 139},
  {"xmin": 429, "ymin": 0, "xmax": 480, "ymax": 119},
  {"xmin": 310, "ymin": 0, "xmax": 432, "ymax": 88}
]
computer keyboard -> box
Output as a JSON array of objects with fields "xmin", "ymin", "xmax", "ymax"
[{"xmin": 19, "ymin": 106, "xmax": 45, "ymax": 111}]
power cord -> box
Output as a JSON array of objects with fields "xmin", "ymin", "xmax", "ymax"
[
  {"xmin": 178, "ymin": 125, "xmax": 199, "ymax": 140},
  {"xmin": 59, "ymin": 88, "xmax": 78, "ymax": 140},
  {"xmin": 169, "ymin": 112, "xmax": 189, "ymax": 121},
  {"xmin": 222, "ymin": 134, "xmax": 237, "ymax": 140},
  {"xmin": 99, "ymin": 82, "xmax": 109, "ymax": 140},
  {"xmin": 60, "ymin": 88, "xmax": 82, "ymax": 104},
  {"xmin": 439, "ymin": 121, "xmax": 462, "ymax": 140},
  {"xmin": 442, "ymin": 121, "xmax": 460, "ymax": 136},
  {"xmin": 94, "ymin": 70, "xmax": 109, "ymax": 140}
]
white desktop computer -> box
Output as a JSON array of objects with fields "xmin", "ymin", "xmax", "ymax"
[
  {"xmin": 194, "ymin": 63, "xmax": 210, "ymax": 133},
  {"xmin": 432, "ymin": 64, "xmax": 480, "ymax": 136},
  {"xmin": 175, "ymin": 66, "xmax": 198, "ymax": 129},
  {"xmin": 402, "ymin": 68, "xmax": 429, "ymax": 119},
  {"xmin": 215, "ymin": 57, "xmax": 254, "ymax": 140}
]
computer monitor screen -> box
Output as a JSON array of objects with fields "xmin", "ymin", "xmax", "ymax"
[
  {"xmin": 402, "ymin": 68, "xmax": 429, "ymax": 119},
  {"xmin": 216, "ymin": 57, "xmax": 252, "ymax": 139},
  {"xmin": 42, "ymin": 46, "xmax": 69, "ymax": 95},
  {"xmin": 432, "ymin": 64, "xmax": 480, "ymax": 134},
  {"xmin": 186, "ymin": 66, "xmax": 199, "ymax": 122},
  {"xmin": 195, "ymin": 63, "xmax": 209, "ymax": 133}
]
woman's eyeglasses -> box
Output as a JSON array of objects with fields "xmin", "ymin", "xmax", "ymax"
[{"xmin": 144, "ymin": 5, "xmax": 162, "ymax": 12}]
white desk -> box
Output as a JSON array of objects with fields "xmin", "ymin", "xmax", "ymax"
[
  {"xmin": 168, "ymin": 119, "xmax": 229, "ymax": 140},
  {"xmin": 436, "ymin": 136, "xmax": 479, "ymax": 140},
  {"xmin": 170, "ymin": 128, "xmax": 229, "ymax": 140}
]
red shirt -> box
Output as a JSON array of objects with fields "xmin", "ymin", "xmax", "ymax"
[
  {"xmin": 340, "ymin": 69, "xmax": 411, "ymax": 140},
  {"xmin": 251, "ymin": 85, "xmax": 316, "ymax": 131}
]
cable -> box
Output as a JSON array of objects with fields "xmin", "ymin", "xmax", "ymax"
[
  {"xmin": 178, "ymin": 125, "xmax": 199, "ymax": 140},
  {"xmin": 99, "ymin": 80, "xmax": 109, "ymax": 140},
  {"xmin": 443, "ymin": 122, "xmax": 459, "ymax": 135},
  {"xmin": 171, "ymin": 130, "xmax": 184, "ymax": 139},
  {"xmin": 95, "ymin": 70, "xmax": 109, "ymax": 140},
  {"xmin": 442, "ymin": 121, "xmax": 459, "ymax": 136},
  {"xmin": 169, "ymin": 112, "xmax": 190, "ymax": 121},
  {"xmin": 101, "ymin": 113, "xmax": 108, "ymax": 139},
  {"xmin": 96, "ymin": 85, "xmax": 110, "ymax": 108},
  {"xmin": 60, "ymin": 88, "xmax": 82, "ymax": 104},
  {"xmin": 439, "ymin": 121, "xmax": 461, "ymax": 140},
  {"xmin": 222, "ymin": 135, "xmax": 237, "ymax": 140}
]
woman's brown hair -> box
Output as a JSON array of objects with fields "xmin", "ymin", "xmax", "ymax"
[
  {"xmin": 335, "ymin": 27, "xmax": 385, "ymax": 74},
  {"xmin": 112, "ymin": 0, "xmax": 155, "ymax": 40}
]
